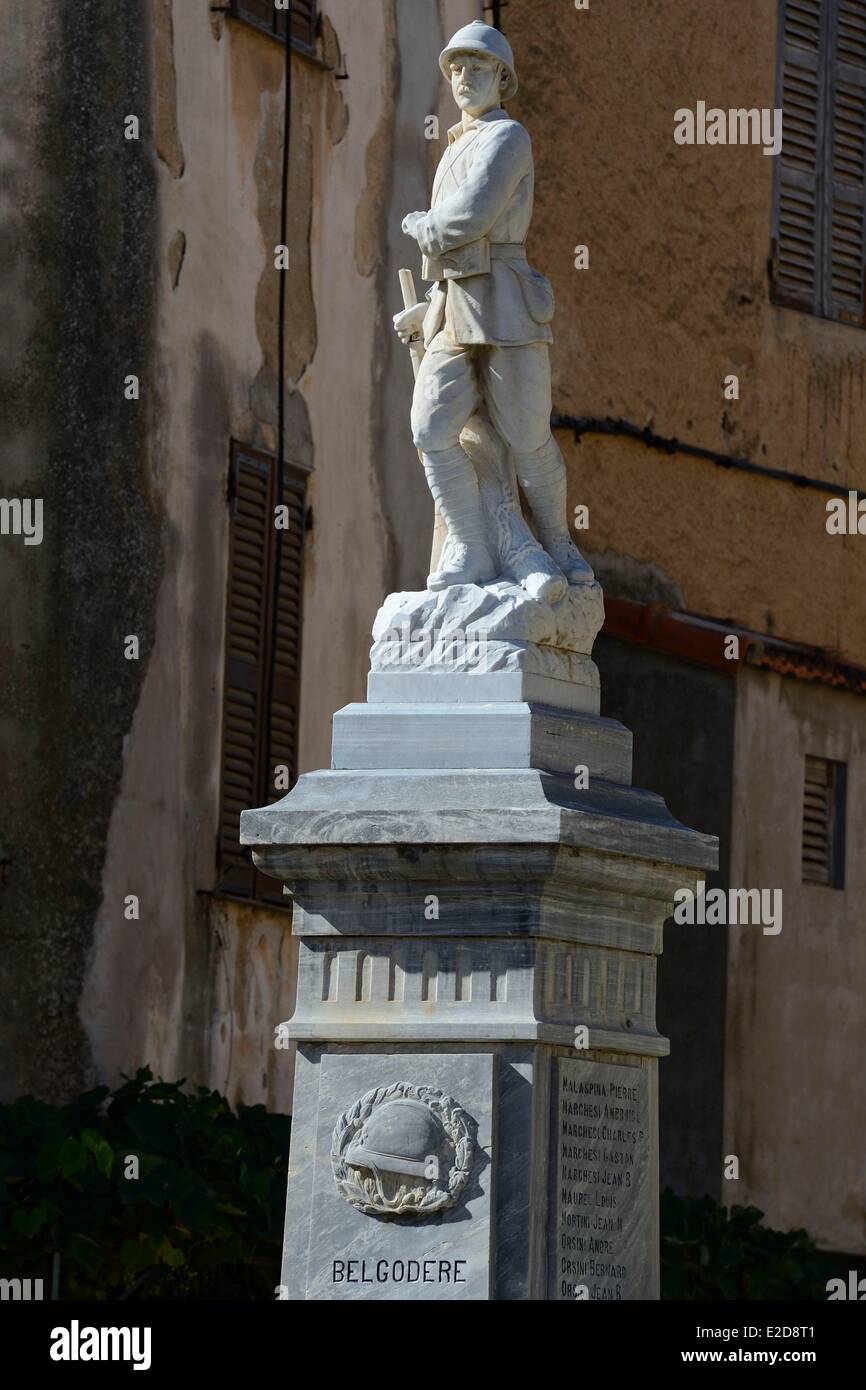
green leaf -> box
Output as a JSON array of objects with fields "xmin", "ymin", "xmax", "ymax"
[
  {"xmin": 58, "ymin": 1137, "xmax": 88, "ymax": 1179},
  {"xmin": 215, "ymin": 1201, "xmax": 246, "ymax": 1217},
  {"xmin": 157, "ymin": 1238, "xmax": 185, "ymax": 1269},
  {"xmin": 81, "ymin": 1130, "xmax": 115, "ymax": 1177},
  {"xmin": 12, "ymin": 1204, "xmax": 49, "ymax": 1237}
]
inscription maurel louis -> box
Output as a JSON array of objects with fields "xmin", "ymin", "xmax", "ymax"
[{"xmin": 553, "ymin": 1058, "xmax": 651, "ymax": 1301}]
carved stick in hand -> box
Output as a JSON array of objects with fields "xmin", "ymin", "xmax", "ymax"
[
  {"xmin": 397, "ymin": 269, "xmax": 445, "ymax": 572},
  {"xmin": 398, "ymin": 267, "xmax": 425, "ymax": 380}
]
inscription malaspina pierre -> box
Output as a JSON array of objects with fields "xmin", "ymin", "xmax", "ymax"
[{"xmin": 553, "ymin": 1059, "xmax": 651, "ymax": 1301}]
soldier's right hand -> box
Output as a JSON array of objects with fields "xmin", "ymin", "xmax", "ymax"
[{"xmin": 393, "ymin": 302, "xmax": 426, "ymax": 345}]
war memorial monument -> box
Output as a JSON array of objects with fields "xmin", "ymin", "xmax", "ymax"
[{"xmin": 241, "ymin": 21, "xmax": 717, "ymax": 1301}]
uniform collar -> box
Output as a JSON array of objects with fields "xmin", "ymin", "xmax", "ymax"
[{"xmin": 447, "ymin": 107, "xmax": 509, "ymax": 145}]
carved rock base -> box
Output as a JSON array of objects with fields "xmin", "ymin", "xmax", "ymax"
[{"xmin": 371, "ymin": 578, "xmax": 605, "ymax": 664}]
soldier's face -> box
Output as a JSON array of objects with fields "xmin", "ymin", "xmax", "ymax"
[{"xmin": 449, "ymin": 53, "xmax": 504, "ymax": 115}]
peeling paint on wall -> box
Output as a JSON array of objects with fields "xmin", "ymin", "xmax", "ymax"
[
  {"xmin": 354, "ymin": 2, "xmax": 398, "ymax": 280},
  {"xmin": 167, "ymin": 228, "xmax": 186, "ymax": 287},
  {"xmin": 154, "ymin": 0, "xmax": 185, "ymax": 178}
]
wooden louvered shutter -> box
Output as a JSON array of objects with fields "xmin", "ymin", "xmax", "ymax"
[
  {"xmin": 257, "ymin": 468, "xmax": 306, "ymax": 905},
  {"xmin": 825, "ymin": 0, "xmax": 866, "ymax": 323},
  {"xmin": 802, "ymin": 756, "xmax": 847, "ymax": 886},
  {"xmin": 233, "ymin": 0, "xmax": 317, "ymax": 49},
  {"xmin": 219, "ymin": 443, "xmax": 306, "ymax": 902},
  {"xmin": 232, "ymin": 0, "xmax": 279, "ymax": 37},
  {"xmin": 220, "ymin": 451, "xmax": 272, "ymax": 897},
  {"xmin": 773, "ymin": 0, "xmax": 826, "ymax": 312},
  {"xmin": 288, "ymin": 0, "xmax": 317, "ymax": 50}
]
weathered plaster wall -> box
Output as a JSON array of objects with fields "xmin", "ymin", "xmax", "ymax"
[
  {"xmin": 595, "ymin": 639, "xmax": 735, "ymax": 1201},
  {"xmin": 77, "ymin": 0, "xmax": 317, "ymax": 1112},
  {"xmin": 298, "ymin": 0, "xmax": 478, "ymax": 774},
  {"xmin": 0, "ymin": 0, "xmax": 160, "ymax": 1102},
  {"xmin": 508, "ymin": 0, "xmax": 866, "ymax": 663},
  {"xmin": 0, "ymin": 0, "xmax": 478, "ymax": 1109},
  {"xmin": 726, "ymin": 667, "xmax": 866, "ymax": 1254},
  {"xmin": 67, "ymin": 0, "xmax": 475, "ymax": 1106}
]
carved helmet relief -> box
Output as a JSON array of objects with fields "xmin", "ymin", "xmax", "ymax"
[{"xmin": 331, "ymin": 1083, "xmax": 477, "ymax": 1217}]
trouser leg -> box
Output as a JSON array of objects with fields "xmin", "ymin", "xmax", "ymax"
[
  {"xmin": 421, "ymin": 446, "xmax": 487, "ymax": 546},
  {"xmin": 481, "ymin": 340, "xmax": 564, "ymax": 535},
  {"xmin": 512, "ymin": 434, "xmax": 568, "ymax": 541},
  {"xmin": 482, "ymin": 344, "xmax": 594, "ymax": 584},
  {"xmin": 411, "ymin": 332, "xmax": 496, "ymax": 587},
  {"xmin": 421, "ymin": 443, "xmax": 497, "ymax": 589},
  {"xmin": 513, "ymin": 435, "xmax": 594, "ymax": 584}
]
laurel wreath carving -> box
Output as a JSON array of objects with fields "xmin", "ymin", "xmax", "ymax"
[{"xmin": 330, "ymin": 1082, "xmax": 476, "ymax": 1218}]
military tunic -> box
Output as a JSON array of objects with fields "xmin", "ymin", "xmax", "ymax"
[{"xmin": 409, "ymin": 109, "xmax": 558, "ymax": 456}]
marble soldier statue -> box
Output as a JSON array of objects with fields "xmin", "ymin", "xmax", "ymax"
[{"xmin": 394, "ymin": 20, "xmax": 593, "ymax": 593}]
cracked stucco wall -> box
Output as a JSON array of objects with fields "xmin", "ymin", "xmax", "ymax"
[
  {"xmin": 508, "ymin": 0, "xmax": 866, "ymax": 663},
  {"xmin": 0, "ymin": 0, "xmax": 479, "ymax": 1107},
  {"xmin": 727, "ymin": 670, "xmax": 866, "ymax": 1254},
  {"xmin": 507, "ymin": 0, "xmax": 866, "ymax": 1252},
  {"xmin": 79, "ymin": 0, "xmax": 332, "ymax": 1112}
]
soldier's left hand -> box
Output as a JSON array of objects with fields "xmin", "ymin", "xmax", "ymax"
[
  {"xmin": 401, "ymin": 211, "xmax": 426, "ymax": 241},
  {"xmin": 393, "ymin": 302, "xmax": 426, "ymax": 344}
]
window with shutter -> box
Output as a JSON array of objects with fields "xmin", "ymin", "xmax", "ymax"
[
  {"xmin": 229, "ymin": 0, "xmax": 318, "ymax": 52},
  {"xmin": 801, "ymin": 755, "xmax": 846, "ymax": 886},
  {"xmin": 826, "ymin": 0, "xmax": 866, "ymax": 321},
  {"xmin": 772, "ymin": 0, "xmax": 866, "ymax": 326},
  {"xmin": 774, "ymin": 0, "xmax": 824, "ymax": 311},
  {"xmin": 218, "ymin": 442, "xmax": 306, "ymax": 905}
]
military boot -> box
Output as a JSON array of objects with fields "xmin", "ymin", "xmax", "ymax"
[
  {"xmin": 422, "ymin": 447, "xmax": 497, "ymax": 590},
  {"xmin": 513, "ymin": 436, "xmax": 595, "ymax": 586}
]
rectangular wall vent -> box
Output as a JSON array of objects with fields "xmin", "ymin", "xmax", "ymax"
[{"xmin": 802, "ymin": 755, "xmax": 847, "ymax": 887}]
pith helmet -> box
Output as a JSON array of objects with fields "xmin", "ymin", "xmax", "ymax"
[
  {"xmin": 345, "ymin": 1099, "xmax": 445, "ymax": 1179},
  {"xmin": 439, "ymin": 20, "xmax": 518, "ymax": 102}
]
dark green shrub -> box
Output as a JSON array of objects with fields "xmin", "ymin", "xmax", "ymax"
[
  {"xmin": 0, "ymin": 1068, "xmax": 290, "ymax": 1300},
  {"xmin": 660, "ymin": 1188, "xmax": 850, "ymax": 1300},
  {"xmin": 1, "ymin": 1074, "xmax": 857, "ymax": 1301}
]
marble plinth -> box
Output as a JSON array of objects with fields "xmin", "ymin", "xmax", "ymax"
[
  {"xmin": 241, "ymin": 664, "xmax": 717, "ymax": 1301},
  {"xmin": 332, "ymin": 702, "xmax": 632, "ymax": 779}
]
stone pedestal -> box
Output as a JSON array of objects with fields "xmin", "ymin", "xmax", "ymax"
[{"xmin": 241, "ymin": 594, "xmax": 717, "ymax": 1301}]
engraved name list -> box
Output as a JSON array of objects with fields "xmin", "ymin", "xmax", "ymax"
[{"xmin": 552, "ymin": 1058, "xmax": 651, "ymax": 1301}]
